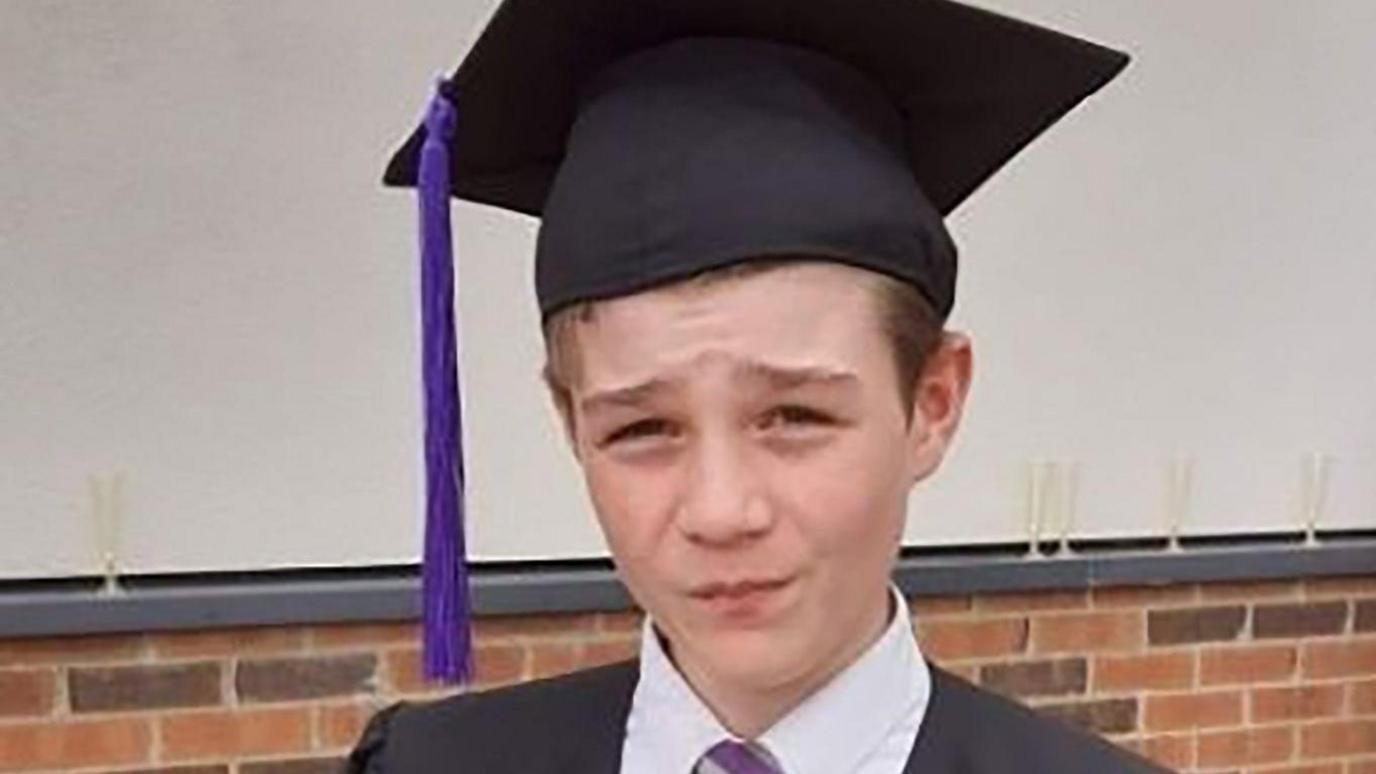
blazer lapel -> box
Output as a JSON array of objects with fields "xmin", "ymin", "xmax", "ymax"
[
  {"xmin": 550, "ymin": 660, "xmax": 640, "ymax": 773},
  {"xmin": 901, "ymin": 665, "xmax": 959, "ymax": 774}
]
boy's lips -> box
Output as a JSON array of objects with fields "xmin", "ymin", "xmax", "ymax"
[
  {"xmin": 689, "ymin": 576, "xmax": 793, "ymax": 600},
  {"xmin": 685, "ymin": 576, "xmax": 799, "ymax": 624}
]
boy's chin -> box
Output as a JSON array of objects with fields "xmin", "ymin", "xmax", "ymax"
[{"xmin": 690, "ymin": 632, "xmax": 818, "ymax": 691}]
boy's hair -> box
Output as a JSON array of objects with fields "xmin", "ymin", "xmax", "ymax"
[{"xmin": 542, "ymin": 258, "xmax": 944, "ymax": 427}]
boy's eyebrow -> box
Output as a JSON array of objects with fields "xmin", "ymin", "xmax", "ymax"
[
  {"xmin": 579, "ymin": 377, "xmax": 675, "ymax": 415},
  {"xmin": 579, "ymin": 362, "xmax": 859, "ymax": 415},
  {"xmin": 734, "ymin": 362, "xmax": 860, "ymax": 391}
]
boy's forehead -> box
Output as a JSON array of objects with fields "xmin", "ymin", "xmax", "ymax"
[{"xmin": 568, "ymin": 263, "xmax": 889, "ymax": 392}]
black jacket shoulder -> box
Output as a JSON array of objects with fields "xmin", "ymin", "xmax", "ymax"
[
  {"xmin": 911, "ymin": 666, "xmax": 1172, "ymax": 772},
  {"xmin": 347, "ymin": 660, "xmax": 637, "ymax": 774}
]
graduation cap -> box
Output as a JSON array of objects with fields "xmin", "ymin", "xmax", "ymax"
[{"xmin": 388, "ymin": 0, "xmax": 1130, "ymax": 682}]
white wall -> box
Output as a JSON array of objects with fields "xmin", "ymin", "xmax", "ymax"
[{"xmin": 1, "ymin": 0, "xmax": 1372, "ymax": 580}]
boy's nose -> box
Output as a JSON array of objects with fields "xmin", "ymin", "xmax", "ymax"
[{"xmin": 675, "ymin": 433, "xmax": 773, "ymax": 546}]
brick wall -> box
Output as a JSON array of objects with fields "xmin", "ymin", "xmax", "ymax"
[{"xmin": 1, "ymin": 576, "xmax": 1373, "ymax": 773}]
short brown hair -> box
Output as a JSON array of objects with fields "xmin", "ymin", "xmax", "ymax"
[{"xmin": 541, "ymin": 259, "xmax": 944, "ymax": 425}]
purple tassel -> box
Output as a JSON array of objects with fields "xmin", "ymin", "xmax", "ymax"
[{"xmin": 418, "ymin": 79, "xmax": 472, "ymax": 684}]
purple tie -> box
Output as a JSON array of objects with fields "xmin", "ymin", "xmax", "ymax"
[{"xmin": 696, "ymin": 740, "xmax": 781, "ymax": 774}]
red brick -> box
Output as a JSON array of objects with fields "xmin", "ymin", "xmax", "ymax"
[
  {"xmin": 1032, "ymin": 611, "xmax": 1143, "ymax": 654},
  {"xmin": 1249, "ymin": 760, "xmax": 1342, "ymax": 771},
  {"xmin": 1302, "ymin": 638, "xmax": 1376, "ymax": 679},
  {"xmin": 529, "ymin": 642, "xmax": 581, "ymax": 679},
  {"xmin": 1303, "ymin": 575, "xmax": 1376, "ymax": 598},
  {"xmin": 0, "ymin": 634, "xmax": 143, "ymax": 666},
  {"xmin": 908, "ymin": 595, "xmax": 973, "ymax": 617},
  {"xmin": 1250, "ymin": 764, "xmax": 1344, "ymax": 774},
  {"xmin": 1091, "ymin": 584, "xmax": 1198, "ymax": 609},
  {"xmin": 1197, "ymin": 726, "xmax": 1294, "ymax": 768},
  {"xmin": 235, "ymin": 654, "xmax": 376, "ymax": 703},
  {"xmin": 0, "ymin": 668, "xmax": 55, "ymax": 717},
  {"xmin": 1251, "ymin": 683, "xmax": 1345, "ymax": 723},
  {"xmin": 1357, "ymin": 599, "xmax": 1376, "ymax": 632},
  {"xmin": 238, "ymin": 757, "xmax": 344, "ymax": 774},
  {"xmin": 70, "ymin": 662, "xmax": 222, "ymax": 713},
  {"xmin": 1038, "ymin": 697, "xmax": 1139, "ymax": 734},
  {"xmin": 979, "ymin": 658, "xmax": 1087, "ymax": 698},
  {"xmin": 474, "ymin": 642, "xmax": 529, "ymax": 687},
  {"xmin": 1253, "ymin": 600, "xmax": 1349, "ymax": 639},
  {"xmin": 1093, "ymin": 652, "xmax": 1195, "ymax": 693},
  {"xmin": 311, "ymin": 622, "xmax": 418, "ymax": 648},
  {"xmin": 580, "ymin": 638, "xmax": 640, "ymax": 670},
  {"xmin": 0, "ymin": 717, "xmax": 151, "ymax": 770},
  {"xmin": 908, "ymin": 589, "xmax": 974, "ymax": 614},
  {"xmin": 383, "ymin": 644, "xmax": 523, "ymax": 694},
  {"xmin": 1147, "ymin": 605, "xmax": 1245, "ymax": 646},
  {"xmin": 1199, "ymin": 644, "xmax": 1297, "ymax": 686},
  {"xmin": 318, "ymin": 701, "xmax": 377, "ymax": 750},
  {"xmin": 1201, "ymin": 579, "xmax": 1301, "ymax": 602},
  {"xmin": 148, "ymin": 627, "xmax": 306, "ymax": 659},
  {"xmin": 975, "ymin": 590, "xmax": 1088, "ymax": 614},
  {"xmin": 109, "ymin": 760, "xmax": 231, "ymax": 765},
  {"xmin": 596, "ymin": 611, "xmax": 645, "ymax": 633},
  {"xmin": 1299, "ymin": 719, "xmax": 1376, "ymax": 758},
  {"xmin": 380, "ymin": 648, "xmax": 424, "ymax": 694},
  {"xmin": 473, "ymin": 613, "xmax": 597, "ymax": 641},
  {"xmin": 916, "ymin": 617, "xmax": 1028, "ymax": 661},
  {"xmin": 1138, "ymin": 734, "xmax": 1195, "ymax": 770},
  {"xmin": 1143, "ymin": 690, "xmax": 1243, "ymax": 732},
  {"xmin": 161, "ymin": 707, "xmax": 311, "ymax": 761},
  {"xmin": 1353, "ymin": 678, "xmax": 1376, "ymax": 714},
  {"xmin": 17, "ymin": 580, "xmax": 1376, "ymax": 773}
]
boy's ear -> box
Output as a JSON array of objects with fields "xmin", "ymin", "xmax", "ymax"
[{"xmin": 907, "ymin": 331, "xmax": 974, "ymax": 484}]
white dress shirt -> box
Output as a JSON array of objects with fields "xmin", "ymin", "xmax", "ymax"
[{"xmin": 620, "ymin": 586, "xmax": 931, "ymax": 774}]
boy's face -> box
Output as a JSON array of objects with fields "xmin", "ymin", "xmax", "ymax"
[{"xmin": 555, "ymin": 262, "xmax": 971, "ymax": 694}]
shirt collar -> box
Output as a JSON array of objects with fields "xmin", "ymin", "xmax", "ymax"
[
  {"xmin": 625, "ymin": 585, "xmax": 931, "ymax": 774},
  {"xmin": 625, "ymin": 611, "xmax": 730, "ymax": 774}
]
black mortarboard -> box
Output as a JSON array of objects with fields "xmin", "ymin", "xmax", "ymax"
[{"xmin": 389, "ymin": 0, "xmax": 1130, "ymax": 681}]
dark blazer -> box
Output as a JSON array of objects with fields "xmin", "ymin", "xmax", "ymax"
[{"xmin": 347, "ymin": 660, "xmax": 1171, "ymax": 773}]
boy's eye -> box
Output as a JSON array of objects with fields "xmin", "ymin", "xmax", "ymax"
[
  {"xmin": 603, "ymin": 418, "xmax": 673, "ymax": 446},
  {"xmin": 761, "ymin": 405, "xmax": 833, "ymax": 428}
]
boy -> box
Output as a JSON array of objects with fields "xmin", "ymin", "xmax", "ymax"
[{"xmin": 351, "ymin": 0, "xmax": 1166, "ymax": 770}]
